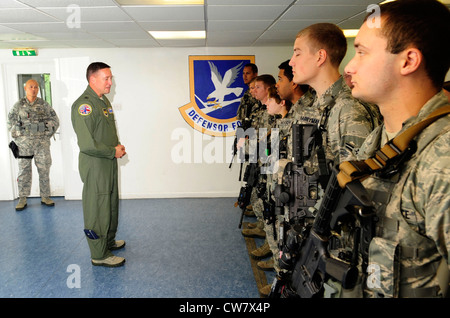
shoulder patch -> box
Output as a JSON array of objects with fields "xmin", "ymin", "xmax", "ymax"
[{"xmin": 78, "ymin": 104, "xmax": 92, "ymax": 116}]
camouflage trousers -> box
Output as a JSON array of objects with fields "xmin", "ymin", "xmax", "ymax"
[{"xmin": 15, "ymin": 137, "xmax": 52, "ymax": 197}]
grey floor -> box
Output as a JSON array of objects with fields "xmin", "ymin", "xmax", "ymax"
[
  {"xmin": 0, "ymin": 196, "xmax": 269, "ymax": 298},
  {"xmin": 1, "ymin": 197, "xmax": 437, "ymax": 316}
]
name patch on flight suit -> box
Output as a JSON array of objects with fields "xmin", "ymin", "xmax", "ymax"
[{"xmin": 78, "ymin": 104, "xmax": 92, "ymax": 116}]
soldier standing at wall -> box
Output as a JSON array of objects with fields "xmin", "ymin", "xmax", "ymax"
[
  {"xmin": 236, "ymin": 63, "xmax": 258, "ymax": 123},
  {"xmin": 7, "ymin": 79, "xmax": 59, "ymax": 211}
]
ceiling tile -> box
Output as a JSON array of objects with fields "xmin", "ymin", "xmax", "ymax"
[
  {"xmin": 207, "ymin": 30, "xmax": 261, "ymax": 46},
  {"xmin": 58, "ymin": 39, "xmax": 117, "ymax": 48},
  {"xmin": 155, "ymin": 38, "xmax": 205, "ymax": 47},
  {"xmin": 0, "ymin": 32, "xmax": 47, "ymax": 42},
  {"xmin": 1, "ymin": 22, "xmax": 71, "ymax": 33},
  {"xmin": 0, "ymin": 0, "xmax": 28, "ymax": 8},
  {"xmin": 37, "ymin": 32, "xmax": 99, "ymax": 40},
  {"xmin": 207, "ymin": 5, "xmax": 288, "ymax": 20},
  {"xmin": 269, "ymin": 19, "xmax": 341, "ymax": 31},
  {"xmin": 299, "ymin": 0, "xmax": 382, "ymax": 5},
  {"xmin": 0, "ymin": 1, "xmax": 445, "ymax": 49},
  {"xmin": 104, "ymin": 38, "xmax": 160, "ymax": 47},
  {"xmin": 207, "ymin": 20, "xmax": 272, "ymax": 32},
  {"xmin": 0, "ymin": 24, "xmax": 24, "ymax": 33},
  {"xmin": 122, "ymin": 5, "xmax": 204, "ymax": 21},
  {"xmin": 0, "ymin": 8, "xmax": 59, "ymax": 23},
  {"xmin": 139, "ymin": 21, "xmax": 204, "ymax": 31},
  {"xmin": 92, "ymin": 31, "xmax": 151, "ymax": 40},
  {"xmin": 39, "ymin": 7, "xmax": 132, "ymax": 22},
  {"xmin": 77, "ymin": 21, "xmax": 144, "ymax": 32},
  {"xmin": 17, "ymin": 0, "xmax": 118, "ymax": 7},
  {"xmin": 283, "ymin": 5, "xmax": 368, "ymax": 20},
  {"xmin": 337, "ymin": 11, "xmax": 368, "ymax": 29}
]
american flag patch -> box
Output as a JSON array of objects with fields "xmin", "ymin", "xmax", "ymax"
[{"xmin": 78, "ymin": 104, "xmax": 92, "ymax": 116}]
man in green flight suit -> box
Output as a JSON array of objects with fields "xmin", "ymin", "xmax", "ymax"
[{"xmin": 71, "ymin": 62, "xmax": 127, "ymax": 267}]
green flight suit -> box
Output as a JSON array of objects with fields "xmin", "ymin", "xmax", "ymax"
[{"xmin": 71, "ymin": 85, "xmax": 120, "ymax": 260}]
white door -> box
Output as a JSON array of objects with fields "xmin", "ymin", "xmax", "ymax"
[{"xmin": 4, "ymin": 60, "xmax": 65, "ymax": 198}]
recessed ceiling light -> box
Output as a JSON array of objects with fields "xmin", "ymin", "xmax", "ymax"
[
  {"xmin": 148, "ymin": 31, "xmax": 205, "ymax": 39},
  {"xmin": 343, "ymin": 29, "xmax": 359, "ymax": 38},
  {"xmin": 116, "ymin": 0, "xmax": 203, "ymax": 5}
]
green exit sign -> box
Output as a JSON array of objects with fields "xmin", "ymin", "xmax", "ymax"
[{"xmin": 12, "ymin": 49, "xmax": 37, "ymax": 56}]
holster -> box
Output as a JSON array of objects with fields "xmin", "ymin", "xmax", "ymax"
[{"xmin": 9, "ymin": 141, "xmax": 34, "ymax": 159}]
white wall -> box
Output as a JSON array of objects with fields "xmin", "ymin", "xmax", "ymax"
[{"xmin": 0, "ymin": 46, "xmax": 293, "ymax": 200}]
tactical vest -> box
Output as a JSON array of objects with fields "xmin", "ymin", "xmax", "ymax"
[
  {"xmin": 338, "ymin": 105, "xmax": 450, "ymax": 298},
  {"xmin": 15, "ymin": 98, "xmax": 54, "ymax": 137}
]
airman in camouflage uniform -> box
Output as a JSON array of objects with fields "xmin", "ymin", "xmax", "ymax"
[
  {"xmin": 236, "ymin": 88, "xmax": 258, "ymax": 123},
  {"xmin": 236, "ymin": 63, "xmax": 258, "ymax": 123},
  {"xmin": 284, "ymin": 22, "xmax": 381, "ymax": 226},
  {"xmin": 243, "ymin": 105, "xmax": 276, "ymax": 238},
  {"xmin": 357, "ymin": 92, "xmax": 450, "ymax": 298},
  {"xmin": 7, "ymin": 79, "xmax": 59, "ymax": 211},
  {"xmin": 241, "ymin": 75, "xmax": 276, "ymax": 242},
  {"xmin": 270, "ymin": 23, "xmax": 381, "ymax": 297},
  {"xmin": 257, "ymin": 62, "xmax": 315, "ymax": 296},
  {"xmin": 343, "ymin": 0, "xmax": 450, "ymax": 298}
]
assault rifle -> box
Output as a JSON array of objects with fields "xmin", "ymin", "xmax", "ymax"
[
  {"xmin": 235, "ymin": 162, "xmax": 259, "ymax": 228},
  {"xmin": 271, "ymin": 124, "xmax": 324, "ymax": 271},
  {"xmin": 287, "ymin": 167, "xmax": 374, "ymax": 297},
  {"xmin": 273, "ymin": 124, "xmax": 322, "ymax": 222},
  {"xmin": 229, "ymin": 118, "xmax": 252, "ymax": 179},
  {"xmin": 268, "ymin": 124, "xmax": 325, "ymax": 298},
  {"xmin": 269, "ymin": 124, "xmax": 375, "ymax": 298},
  {"xmin": 269, "ymin": 168, "xmax": 374, "ymax": 298}
]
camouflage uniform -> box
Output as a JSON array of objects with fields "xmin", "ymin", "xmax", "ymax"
[
  {"xmin": 357, "ymin": 91, "xmax": 450, "ymax": 298},
  {"xmin": 275, "ymin": 78, "xmax": 380, "ymax": 296},
  {"xmin": 291, "ymin": 77, "xmax": 380, "ymax": 168},
  {"xmin": 7, "ymin": 96, "xmax": 59, "ymax": 198},
  {"xmin": 264, "ymin": 92, "xmax": 315, "ymax": 273},
  {"xmin": 236, "ymin": 99, "xmax": 262, "ymax": 163},
  {"xmin": 281, "ymin": 78, "xmax": 379, "ymax": 223},
  {"xmin": 248, "ymin": 107, "xmax": 276, "ymax": 231},
  {"xmin": 236, "ymin": 89, "xmax": 258, "ymax": 122},
  {"xmin": 264, "ymin": 112, "xmax": 295, "ymax": 273}
]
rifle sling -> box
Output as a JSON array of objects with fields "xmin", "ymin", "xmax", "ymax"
[{"xmin": 337, "ymin": 105, "xmax": 450, "ymax": 188}]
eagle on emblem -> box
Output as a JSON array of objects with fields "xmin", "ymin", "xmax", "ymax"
[{"xmin": 206, "ymin": 61, "xmax": 244, "ymax": 109}]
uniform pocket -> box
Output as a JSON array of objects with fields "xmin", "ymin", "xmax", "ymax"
[{"xmin": 367, "ymin": 237, "xmax": 400, "ymax": 297}]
